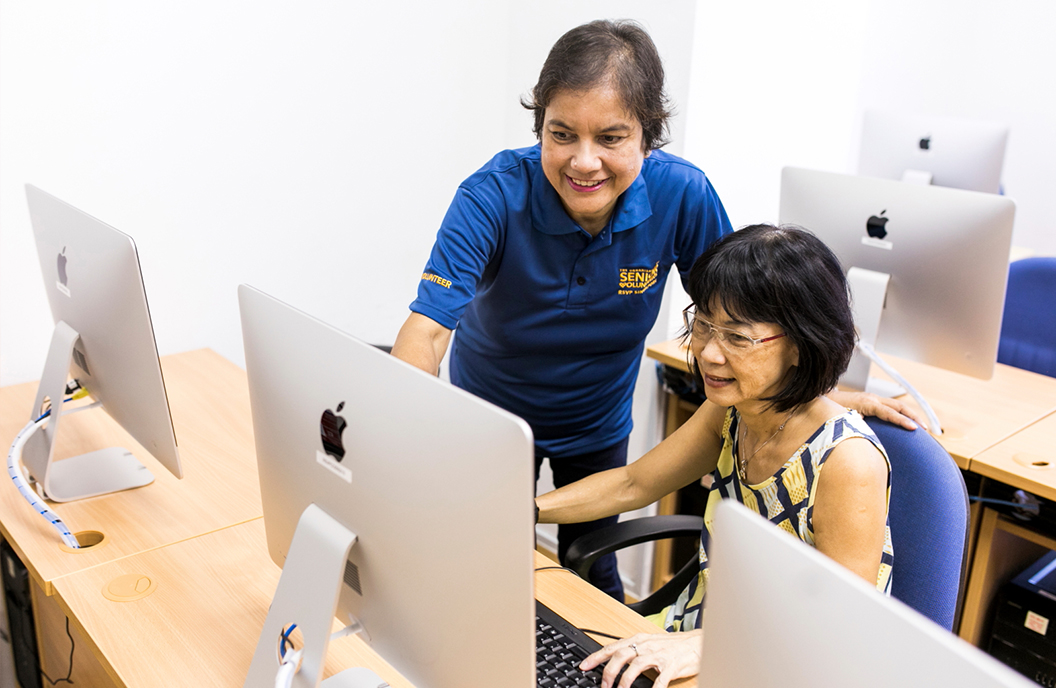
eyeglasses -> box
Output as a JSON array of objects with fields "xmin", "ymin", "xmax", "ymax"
[{"xmin": 682, "ymin": 306, "xmax": 787, "ymax": 355}]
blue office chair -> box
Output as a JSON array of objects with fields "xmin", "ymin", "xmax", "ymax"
[
  {"xmin": 565, "ymin": 418, "xmax": 969, "ymax": 631},
  {"xmin": 870, "ymin": 419, "xmax": 969, "ymax": 630},
  {"xmin": 998, "ymin": 257, "xmax": 1056, "ymax": 378}
]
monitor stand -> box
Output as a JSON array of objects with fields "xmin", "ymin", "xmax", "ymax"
[
  {"xmin": 21, "ymin": 321, "xmax": 154, "ymax": 502},
  {"xmin": 841, "ymin": 268, "xmax": 943, "ymax": 435},
  {"xmin": 900, "ymin": 169, "xmax": 934, "ymax": 185},
  {"xmin": 244, "ymin": 504, "xmax": 386, "ymax": 688}
]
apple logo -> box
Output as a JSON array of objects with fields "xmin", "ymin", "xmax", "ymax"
[
  {"xmin": 919, "ymin": 136, "xmax": 931, "ymax": 151},
  {"xmin": 867, "ymin": 210, "xmax": 889, "ymax": 240},
  {"xmin": 320, "ymin": 401, "xmax": 348, "ymax": 461},
  {"xmin": 57, "ymin": 247, "xmax": 68, "ymax": 286}
]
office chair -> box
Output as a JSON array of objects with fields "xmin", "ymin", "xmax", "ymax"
[
  {"xmin": 565, "ymin": 418, "xmax": 970, "ymax": 630},
  {"xmin": 997, "ymin": 257, "xmax": 1056, "ymax": 378}
]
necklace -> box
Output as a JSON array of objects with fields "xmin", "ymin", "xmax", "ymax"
[{"xmin": 737, "ymin": 408, "xmax": 798, "ymax": 482}]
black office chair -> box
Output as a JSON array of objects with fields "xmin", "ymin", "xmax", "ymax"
[{"xmin": 565, "ymin": 418, "xmax": 970, "ymax": 629}]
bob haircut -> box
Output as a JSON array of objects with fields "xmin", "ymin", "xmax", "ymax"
[
  {"xmin": 521, "ymin": 19, "xmax": 672, "ymax": 152},
  {"xmin": 685, "ymin": 224, "xmax": 857, "ymax": 412}
]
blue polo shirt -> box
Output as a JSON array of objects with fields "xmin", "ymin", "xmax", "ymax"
[{"xmin": 410, "ymin": 144, "xmax": 731, "ymax": 456}]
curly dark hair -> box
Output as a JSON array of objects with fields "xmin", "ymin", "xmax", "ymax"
[
  {"xmin": 684, "ymin": 224, "xmax": 857, "ymax": 412},
  {"xmin": 521, "ymin": 19, "xmax": 672, "ymax": 152}
]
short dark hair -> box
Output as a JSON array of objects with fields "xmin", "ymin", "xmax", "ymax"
[
  {"xmin": 684, "ymin": 224, "xmax": 856, "ymax": 412},
  {"xmin": 521, "ymin": 19, "xmax": 672, "ymax": 152}
]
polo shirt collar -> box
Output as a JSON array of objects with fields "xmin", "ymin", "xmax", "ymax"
[{"xmin": 531, "ymin": 160, "xmax": 653, "ymax": 236}]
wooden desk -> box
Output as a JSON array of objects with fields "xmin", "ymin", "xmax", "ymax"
[
  {"xmin": 958, "ymin": 508, "xmax": 1056, "ymax": 647},
  {"xmin": 0, "ymin": 349, "xmax": 262, "ymax": 595},
  {"xmin": 42, "ymin": 519, "xmax": 401, "ymax": 687},
  {"xmin": 40, "ymin": 520, "xmax": 694, "ymax": 687},
  {"xmin": 646, "ymin": 339, "xmax": 1056, "ymax": 470},
  {"xmin": 6, "ymin": 347, "xmax": 694, "ymax": 687},
  {"xmin": 958, "ymin": 413, "xmax": 1056, "ymax": 646},
  {"xmin": 969, "ymin": 413, "xmax": 1056, "ymax": 503}
]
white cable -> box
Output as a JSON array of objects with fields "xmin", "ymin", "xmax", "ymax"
[
  {"xmin": 275, "ymin": 648, "xmax": 302, "ymax": 688},
  {"xmin": 330, "ymin": 619, "xmax": 365, "ymax": 642},
  {"xmin": 856, "ymin": 341, "xmax": 943, "ymax": 435},
  {"xmin": 7, "ymin": 401, "xmax": 101, "ymax": 549},
  {"xmin": 271, "ymin": 622, "xmax": 360, "ymax": 687}
]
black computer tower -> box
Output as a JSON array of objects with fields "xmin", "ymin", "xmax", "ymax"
[
  {"xmin": 1, "ymin": 540, "xmax": 43, "ymax": 688},
  {"xmin": 988, "ymin": 550, "xmax": 1056, "ymax": 686}
]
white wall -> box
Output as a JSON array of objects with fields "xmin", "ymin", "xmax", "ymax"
[
  {"xmin": 0, "ymin": 0, "xmax": 513, "ymax": 384},
  {"xmin": 687, "ymin": 0, "xmax": 1056, "ymax": 255},
  {"xmin": 686, "ymin": 0, "xmax": 871, "ymax": 229}
]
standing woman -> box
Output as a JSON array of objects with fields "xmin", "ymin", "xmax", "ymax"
[
  {"xmin": 392, "ymin": 20, "xmax": 919, "ymax": 601},
  {"xmin": 392, "ymin": 20, "xmax": 726, "ymax": 600}
]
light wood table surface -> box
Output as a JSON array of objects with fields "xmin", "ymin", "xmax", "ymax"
[
  {"xmin": 646, "ymin": 339, "xmax": 1056, "ymax": 470},
  {"xmin": 0, "ymin": 349, "xmax": 262, "ymax": 594},
  {"xmin": 6, "ymin": 347, "xmax": 694, "ymax": 687},
  {"xmin": 969, "ymin": 412, "xmax": 1056, "ymax": 502},
  {"xmin": 44, "ymin": 519, "xmax": 407, "ymax": 687},
  {"xmin": 41, "ymin": 519, "xmax": 694, "ymax": 687}
]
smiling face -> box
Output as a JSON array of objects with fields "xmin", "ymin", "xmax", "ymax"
[
  {"xmin": 540, "ymin": 85, "xmax": 646, "ymax": 236},
  {"xmin": 690, "ymin": 304, "xmax": 799, "ymax": 412}
]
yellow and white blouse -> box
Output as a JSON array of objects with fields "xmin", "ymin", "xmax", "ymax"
[{"xmin": 658, "ymin": 407, "xmax": 895, "ymax": 632}]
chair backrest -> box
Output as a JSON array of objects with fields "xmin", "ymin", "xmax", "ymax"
[
  {"xmin": 866, "ymin": 418, "xmax": 969, "ymax": 631},
  {"xmin": 998, "ymin": 256, "xmax": 1056, "ymax": 378}
]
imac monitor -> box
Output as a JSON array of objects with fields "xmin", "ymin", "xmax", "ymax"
[
  {"xmin": 701, "ymin": 500, "xmax": 1035, "ymax": 687},
  {"xmin": 238, "ymin": 285, "xmax": 536, "ymax": 688},
  {"xmin": 779, "ymin": 167, "xmax": 1015, "ymax": 404},
  {"xmin": 23, "ymin": 185, "xmax": 181, "ymax": 502},
  {"xmin": 857, "ymin": 110, "xmax": 1009, "ymax": 194}
]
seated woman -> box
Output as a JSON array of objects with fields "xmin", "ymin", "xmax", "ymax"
[{"xmin": 536, "ymin": 224, "xmax": 894, "ymax": 688}]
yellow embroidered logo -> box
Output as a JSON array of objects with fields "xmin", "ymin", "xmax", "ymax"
[
  {"xmin": 618, "ymin": 262, "xmax": 659, "ymax": 295},
  {"xmin": 421, "ymin": 272, "xmax": 452, "ymax": 289}
]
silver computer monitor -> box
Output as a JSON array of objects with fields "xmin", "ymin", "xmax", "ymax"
[
  {"xmin": 23, "ymin": 185, "xmax": 181, "ymax": 502},
  {"xmin": 858, "ymin": 110, "xmax": 1009, "ymax": 194},
  {"xmin": 238, "ymin": 284, "xmax": 536, "ymax": 688},
  {"xmin": 701, "ymin": 500, "xmax": 1035, "ymax": 687},
  {"xmin": 779, "ymin": 167, "xmax": 1015, "ymax": 406}
]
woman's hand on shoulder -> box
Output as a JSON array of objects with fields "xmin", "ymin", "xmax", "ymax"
[
  {"xmin": 579, "ymin": 630, "xmax": 703, "ymax": 688},
  {"xmin": 827, "ymin": 389, "xmax": 929, "ymax": 431}
]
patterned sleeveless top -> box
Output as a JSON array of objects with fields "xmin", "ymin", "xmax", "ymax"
[{"xmin": 658, "ymin": 407, "xmax": 895, "ymax": 632}]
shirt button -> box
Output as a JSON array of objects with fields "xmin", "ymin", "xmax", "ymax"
[{"xmin": 576, "ymin": 277, "xmax": 586, "ymax": 286}]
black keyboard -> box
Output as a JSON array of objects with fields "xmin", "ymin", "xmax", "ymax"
[{"xmin": 536, "ymin": 600, "xmax": 653, "ymax": 688}]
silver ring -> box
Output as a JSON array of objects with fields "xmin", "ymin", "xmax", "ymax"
[{"xmin": 632, "ymin": 643, "xmax": 639, "ymax": 656}]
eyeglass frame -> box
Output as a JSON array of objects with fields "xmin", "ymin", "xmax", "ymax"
[{"xmin": 682, "ymin": 306, "xmax": 788, "ymax": 354}]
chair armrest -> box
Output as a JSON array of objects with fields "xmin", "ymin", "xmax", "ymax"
[{"xmin": 565, "ymin": 515, "xmax": 704, "ymax": 617}]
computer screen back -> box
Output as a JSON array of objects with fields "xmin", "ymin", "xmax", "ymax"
[
  {"xmin": 779, "ymin": 167, "xmax": 1015, "ymax": 380},
  {"xmin": 26, "ymin": 184, "xmax": 181, "ymax": 477},
  {"xmin": 239, "ymin": 285, "xmax": 536, "ymax": 688},
  {"xmin": 858, "ymin": 110, "xmax": 1008, "ymax": 194},
  {"xmin": 701, "ymin": 500, "xmax": 1034, "ymax": 687}
]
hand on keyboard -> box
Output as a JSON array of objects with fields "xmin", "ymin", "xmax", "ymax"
[
  {"xmin": 536, "ymin": 601, "xmax": 654, "ymax": 688},
  {"xmin": 578, "ymin": 629, "xmax": 703, "ymax": 688}
]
